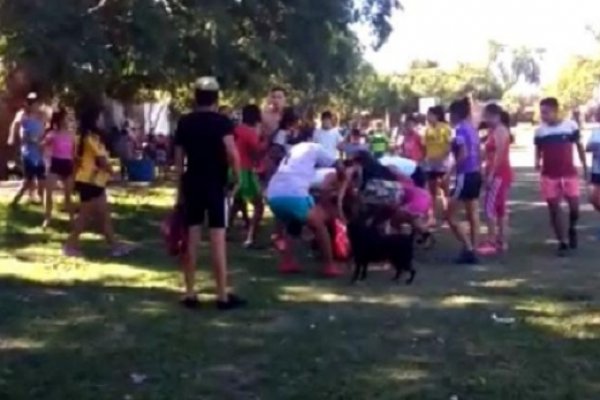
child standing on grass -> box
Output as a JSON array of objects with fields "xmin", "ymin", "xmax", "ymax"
[
  {"xmin": 64, "ymin": 104, "xmax": 133, "ymax": 258},
  {"xmin": 478, "ymin": 104, "xmax": 513, "ymax": 254},
  {"xmin": 423, "ymin": 106, "xmax": 452, "ymax": 227},
  {"xmin": 233, "ymin": 104, "xmax": 268, "ymax": 248},
  {"xmin": 43, "ymin": 108, "xmax": 76, "ymax": 229}
]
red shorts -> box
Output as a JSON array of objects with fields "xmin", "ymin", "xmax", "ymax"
[
  {"xmin": 484, "ymin": 177, "xmax": 510, "ymax": 219},
  {"xmin": 540, "ymin": 176, "xmax": 580, "ymax": 201}
]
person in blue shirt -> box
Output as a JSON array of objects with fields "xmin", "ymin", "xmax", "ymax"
[{"xmin": 8, "ymin": 93, "xmax": 47, "ymax": 206}]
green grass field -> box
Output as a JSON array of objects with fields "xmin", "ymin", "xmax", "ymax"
[{"xmin": 1, "ymin": 169, "xmax": 600, "ymax": 400}]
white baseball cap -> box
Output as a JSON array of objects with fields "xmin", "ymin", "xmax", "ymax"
[{"xmin": 194, "ymin": 76, "xmax": 220, "ymax": 92}]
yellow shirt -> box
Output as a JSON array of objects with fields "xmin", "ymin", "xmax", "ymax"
[
  {"xmin": 75, "ymin": 134, "xmax": 110, "ymax": 188},
  {"xmin": 424, "ymin": 123, "xmax": 452, "ymax": 160}
]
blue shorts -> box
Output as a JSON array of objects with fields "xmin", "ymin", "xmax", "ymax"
[{"xmin": 268, "ymin": 196, "xmax": 314, "ymax": 224}]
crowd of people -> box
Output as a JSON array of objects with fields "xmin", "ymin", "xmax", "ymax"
[{"xmin": 5, "ymin": 77, "xmax": 600, "ymax": 311}]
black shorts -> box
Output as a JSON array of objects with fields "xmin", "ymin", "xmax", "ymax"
[
  {"xmin": 50, "ymin": 158, "xmax": 74, "ymax": 179},
  {"xmin": 591, "ymin": 173, "xmax": 600, "ymax": 185},
  {"xmin": 75, "ymin": 182, "xmax": 106, "ymax": 203},
  {"xmin": 410, "ymin": 166, "xmax": 426, "ymax": 188},
  {"xmin": 451, "ymin": 172, "xmax": 482, "ymax": 201},
  {"xmin": 23, "ymin": 158, "xmax": 45, "ymax": 180},
  {"xmin": 182, "ymin": 180, "xmax": 228, "ymax": 228}
]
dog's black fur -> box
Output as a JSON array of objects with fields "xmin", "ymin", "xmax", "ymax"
[{"xmin": 347, "ymin": 217, "xmax": 416, "ymax": 284}]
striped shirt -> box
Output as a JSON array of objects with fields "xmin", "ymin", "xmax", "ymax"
[{"xmin": 534, "ymin": 120, "xmax": 580, "ymax": 178}]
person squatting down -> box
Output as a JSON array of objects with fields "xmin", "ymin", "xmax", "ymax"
[{"xmin": 266, "ymin": 141, "xmax": 344, "ymax": 277}]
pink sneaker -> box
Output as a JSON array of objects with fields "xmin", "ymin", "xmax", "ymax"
[{"xmin": 477, "ymin": 241, "xmax": 497, "ymax": 256}]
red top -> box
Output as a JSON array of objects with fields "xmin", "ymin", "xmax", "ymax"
[
  {"xmin": 234, "ymin": 124, "xmax": 266, "ymax": 170},
  {"xmin": 399, "ymin": 131, "xmax": 425, "ymax": 162},
  {"xmin": 484, "ymin": 128, "xmax": 512, "ymax": 182}
]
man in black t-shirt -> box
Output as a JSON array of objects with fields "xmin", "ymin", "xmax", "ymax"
[{"xmin": 174, "ymin": 76, "xmax": 246, "ymax": 311}]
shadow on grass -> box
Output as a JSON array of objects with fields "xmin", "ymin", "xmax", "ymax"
[{"xmin": 1, "ymin": 275, "xmax": 600, "ymax": 400}]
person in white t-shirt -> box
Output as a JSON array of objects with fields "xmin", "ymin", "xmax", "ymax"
[
  {"xmin": 313, "ymin": 111, "xmax": 343, "ymax": 159},
  {"xmin": 379, "ymin": 154, "xmax": 426, "ymax": 188},
  {"xmin": 267, "ymin": 141, "xmax": 342, "ymax": 277}
]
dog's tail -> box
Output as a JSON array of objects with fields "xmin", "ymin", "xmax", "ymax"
[{"xmin": 405, "ymin": 269, "xmax": 416, "ymax": 285}]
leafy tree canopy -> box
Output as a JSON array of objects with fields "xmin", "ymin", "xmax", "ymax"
[
  {"xmin": 0, "ymin": 0, "xmax": 400, "ymax": 104},
  {"xmin": 546, "ymin": 56, "xmax": 600, "ymax": 110}
]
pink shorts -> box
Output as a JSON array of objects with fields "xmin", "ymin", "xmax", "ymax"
[
  {"xmin": 484, "ymin": 177, "xmax": 511, "ymax": 219},
  {"xmin": 540, "ymin": 176, "xmax": 580, "ymax": 201},
  {"xmin": 401, "ymin": 187, "xmax": 432, "ymax": 217}
]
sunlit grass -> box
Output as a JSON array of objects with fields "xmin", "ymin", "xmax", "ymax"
[{"xmin": 1, "ymin": 177, "xmax": 600, "ymax": 399}]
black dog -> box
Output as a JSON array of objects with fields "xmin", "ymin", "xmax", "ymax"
[{"xmin": 347, "ymin": 217, "xmax": 416, "ymax": 284}]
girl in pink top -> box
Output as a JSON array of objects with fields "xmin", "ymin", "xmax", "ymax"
[
  {"xmin": 43, "ymin": 108, "xmax": 76, "ymax": 228},
  {"xmin": 479, "ymin": 104, "xmax": 513, "ymax": 254},
  {"xmin": 397, "ymin": 115, "xmax": 425, "ymax": 162}
]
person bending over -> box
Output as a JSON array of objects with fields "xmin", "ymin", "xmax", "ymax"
[
  {"xmin": 338, "ymin": 151, "xmax": 431, "ymax": 237},
  {"xmin": 266, "ymin": 141, "xmax": 342, "ymax": 277}
]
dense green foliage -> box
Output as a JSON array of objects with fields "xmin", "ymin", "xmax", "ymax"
[
  {"xmin": 0, "ymin": 0, "xmax": 399, "ymax": 105},
  {"xmin": 546, "ymin": 57, "xmax": 600, "ymax": 109}
]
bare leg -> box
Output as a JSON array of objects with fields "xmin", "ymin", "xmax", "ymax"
[
  {"xmin": 209, "ymin": 228, "xmax": 229, "ymax": 302},
  {"xmin": 183, "ymin": 226, "xmax": 200, "ymax": 298},
  {"xmin": 11, "ymin": 179, "xmax": 32, "ymax": 206},
  {"xmin": 43, "ymin": 174, "xmax": 57, "ymax": 227},
  {"xmin": 65, "ymin": 200, "xmax": 95, "ymax": 250},
  {"xmin": 445, "ymin": 198, "xmax": 473, "ymax": 251},
  {"xmin": 64, "ymin": 178, "xmax": 74, "ymax": 223},
  {"xmin": 465, "ymin": 200, "xmax": 480, "ymax": 250},
  {"xmin": 307, "ymin": 206, "xmax": 334, "ymax": 266},
  {"xmin": 97, "ymin": 193, "xmax": 117, "ymax": 248},
  {"xmin": 245, "ymin": 196, "xmax": 264, "ymax": 245},
  {"xmin": 547, "ymin": 199, "xmax": 565, "ymax": 244},
  {"xmin": 565, "ymin": 196, "xmax": 580, "ymax": 249},
  {"xmin": 497, "ymin": 216, "xmax": 507, "ymax": 248},
  {"xmin": 37, "ymin": 178, "xmax": 45, "ymax": 202},
  {"xmin": 427, "ymin": 178, "xmax": 438, "ymax": 225}
]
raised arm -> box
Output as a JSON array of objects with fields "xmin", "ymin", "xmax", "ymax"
[{"xmin": 7, "ymin": 111, "xmax": 22, "ymax": 146}]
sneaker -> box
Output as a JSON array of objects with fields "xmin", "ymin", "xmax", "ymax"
[
  {"xmin": 278, "ymin": 260, "xmax": 302, "ymax": 274},
  {"xmin": 568, "ymin": 227, "xmax": 578, "ymax": 250},
  {"xmin": 180, "ymin": 296, "xmax": 201, "ymax": 309},
  {"xmin": 216, "ymin": 294, "xmax": 247, "ymax": 311},
  {"xmin": 557, "ymin": 242, "xmax": 569, "ymax": 258},
  {"xmin": 477, "ymin": 241, "xmax": 497, "ymax": 256},
  {"xmin": 322, "ymin": 264, "xmax": 344, "ymax": 278},
  {"xmin": 454, "ymin": 249, "xmax": 479, "ymax": 265}
]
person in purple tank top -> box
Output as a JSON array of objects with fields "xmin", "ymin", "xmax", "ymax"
[{"xmin": 445, "ymin": 97, "xmax": 483, "ymax": 264}]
